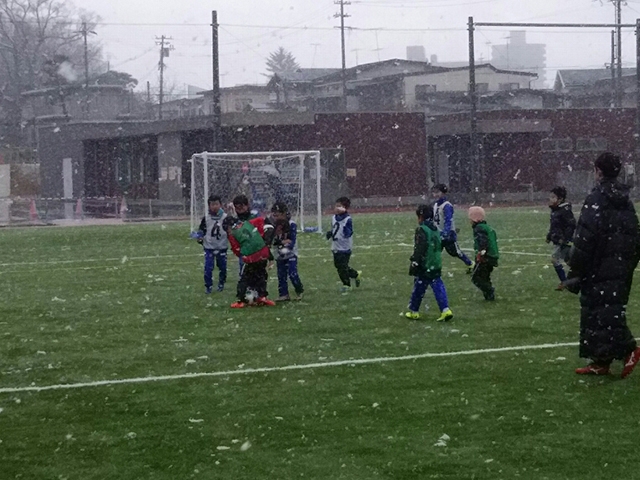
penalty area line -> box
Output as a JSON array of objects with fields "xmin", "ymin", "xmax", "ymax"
[{"xmin": 0, "ymin": 341, "xmax": 577, "ymax": 395}]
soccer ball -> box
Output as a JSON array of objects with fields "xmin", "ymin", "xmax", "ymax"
[
  {"xmin": 279, "ymin": 247, "xmax": 290, "ymax": 256},
  {"xmin": 245, "ymin": 289, "xmax": 258, "ymax": 305}
]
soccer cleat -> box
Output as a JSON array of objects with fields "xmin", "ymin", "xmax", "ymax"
[
  {"xmin": 484, "ymin": 288, "xmax": 496, "ymax": 301},
  {"xmin": 466, "ymin": 263, "xmax": 474, "ymax": 274},
  {"xmin": 294, "ymin": 292, "xmax": 304, "ymax": 301},
  {"xmin": 205, "ymin": 286, "xmax": 212, "ymax": 294},
  {"xmin": 340, "ymin": 285, "xmax": 352, "ymax": 293},
  {"xmin": 555, "ymin": 283, "xmax": 565, "ymax": 291},
  {"xmin": 621, "ymin": 347, "xmax": 640, "ymax": 379},
  {"xmin": 217, "ymin": 285, "xmax": 224, "ymax": 292},
  {"xmin": 575, "ymin": 364, "xmax": 610, "ymax": 375},
  {"xmin": 230, "ymin": 301, "xmax": 246, "ymax": 308},
  {"xmin": 405, "ymin": 311, "xmax": 420, "ymax": 320},
  {"xmin": 256, "ymin": 297, "xmax": 276, "ymax": 306},
  {"xmin": 436, "ymin": 309, "xmax": 454, "ymax": 322},
  {"xmin": 275, "ymin": 295, "xmax": 291, "ymax": 302},
  {"xmin": 355, "ymin": 271, "xmax": 362, "ymax": 287}
]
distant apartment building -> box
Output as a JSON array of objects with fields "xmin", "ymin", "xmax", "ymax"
[{"xmin": 491, "ymin": 31, "xmax": 546, "ymax": 89}]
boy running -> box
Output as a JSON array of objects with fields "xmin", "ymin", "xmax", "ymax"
[
  {"xmin": 326, "ymin": 197, "xmax": 362, "ymax": 292},
  {"xmin": 432, "ymin": 184, "xmax": 474, "ymax": 272},
  {"xmin": 405, "ymin": 205, "xmax": 454, "ymax": 321},
  {"xmin": 468, "ymin": 206, "xmax": 499, "ymax": 301}
]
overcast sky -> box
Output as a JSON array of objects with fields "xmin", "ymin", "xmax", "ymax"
[{"xmin": 73, "ymin": 0, "xmax": 640, "ymax": 94}]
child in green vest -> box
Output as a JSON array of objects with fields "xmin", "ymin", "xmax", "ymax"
[
  {"xmin": 405, "ymin": 204, "xmax": 453, "ymax": 321},
  {"xmin": 468, "ymin": 206, "xmax": 499, "ymax": 301},
  {"xmin": 224, "ymin": 215, "xmax": 275, "ymax": 308}
]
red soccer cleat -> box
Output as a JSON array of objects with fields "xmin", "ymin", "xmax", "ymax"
[
  {"xmin": 256, "ymin": 297, "xmax": 276, "ymax": 306},
  {"xmin": 230, "ymin": 301, "xmax": 246, "ymax": 309},
  {"xmin": 621, "ymin": 347, "xmax": 640, "ymax": 379},
  {"xmin": 575, "ymin": 364, "xmax": 610, "ymax": 376}
]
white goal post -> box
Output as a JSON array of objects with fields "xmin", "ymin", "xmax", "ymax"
[{"xmin": 189, "ymin": 150, "xmax": 323, "ymax": 233}]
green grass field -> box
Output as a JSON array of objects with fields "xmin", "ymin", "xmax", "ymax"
[{"xmin": 1, "ymin": 208, "xmax": 639, "ymax": 480}]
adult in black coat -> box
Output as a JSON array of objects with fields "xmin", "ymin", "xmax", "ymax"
[{"xmin": 566, "ymin": 152, "xmax": 640, "ymax": 378}]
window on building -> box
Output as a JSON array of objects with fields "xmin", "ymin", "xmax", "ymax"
[
  {"xmin": 541, "ymin": 138, "xmax": 573, "ymax": 152},
  {"xmin": 476, "ymin": 83, "xmax": 489, "ymax": 93},
  {"xmin": 498, "ymin": 83, "xmax": 520, "ymax": 91},
  {"xmin": 415, "ymin": 84, "xmax": 437, "ymax": 100},
  {"xmin": 576, "ymin": 137, "xmax": 608, "ymax": 152}
]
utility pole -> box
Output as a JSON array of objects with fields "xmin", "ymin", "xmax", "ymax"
[
  {"xmin": 615, "ymin": 0, "xmax": 623, "ymax": 107},
  {"xmin": 611, "ymin": 30, "xmax": 617, "ymax": 107},
  {"xmin": 156, "ymin": 35, "xmax": 173, "ymax": 120},
  {"xmin": 334, "ymin": 0, "xmax": 350, "ymax": 111},
  {"xmin": 79, "ymin": 22, "xmax": 96, "ymax": 117},
  {"xmin": 468, "ymin": 17, "xmax": 480, "ymax": 196},
  {"xmin": 211, "ymin": 11, "xmax": 221, "ymax": 152}
]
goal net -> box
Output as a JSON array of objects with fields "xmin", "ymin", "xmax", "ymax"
[{"xmin": 189, "ymin": 150, "xmax": 322, "ymax": 233}]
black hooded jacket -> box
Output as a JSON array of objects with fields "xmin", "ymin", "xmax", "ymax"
[
  {"xmin": 547, "ymin": 202, "xmax": 576, "ymax": 245},
  {"xmin": 567, "ymin": 179, "xmax": 640, "ymax": 304}
]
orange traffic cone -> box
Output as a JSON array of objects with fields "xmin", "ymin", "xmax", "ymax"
[
  {"xmin": 29, "ymin": 198, "xmax": 39, "ymax": 222},
  {"xmin": 74, "ymin": 198, "xmax": 83, "ymax": 220}
]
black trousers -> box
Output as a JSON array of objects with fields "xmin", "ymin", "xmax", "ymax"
[
  {"xmin": 237, "ymin": 260, "xmax": 268, "ymax": 301},
  {"xmin": 333, "ymin": 252, "xmax": 358, "ymax": 286},
  {"xmin": 471, "ymin": 258, "xmax": 497, "ymax": 299}
]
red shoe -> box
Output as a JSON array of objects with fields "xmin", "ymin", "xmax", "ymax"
[
  {"xmin": 621, "ymin": 347, "xmax": 640, "ymax": 379},
  {"xmin": 575, "ymin": 364, "xmax": 610, "ymax": 375},
  {"xmin": 230, "ymin": 301, "xmax": 246, "ymax": 308},
  {"xmin": 256, "ymin": 297, "xmax": 276, "ymax": 306}
]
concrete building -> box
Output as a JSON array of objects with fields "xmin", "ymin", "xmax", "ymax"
[{"xmin": 491, "ymin": 31, "xmax": 546, "ymax": 88}]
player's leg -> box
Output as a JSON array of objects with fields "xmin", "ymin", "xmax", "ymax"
[
  {"xmin": 276, "ymin": 259, "xmax": 290, "ymax": 300},
  {"xmin": 430, "ymin": 277, "xmax": 453, "ymax": 321},
  {"xmin": 203, "ymin": 249, "xmax": 214, "ymax": 294},
  {"xmin": 253, "ymin": 260, "xmax": 274, "ymax": 305},
  {"xmin": 551, "ymin": 244, "xmax": 567, "ymax": 284},
  {"xmin": 288, "ymin": 256, "xmax": 304, "ymax": 297},
  {"xmin": 216, "ymin": 250, "xmax": 227, "ymax": 292},
  {"xmin": 333, "ymin": 252, "xmax": 351, "ymax": 286},
  {"xmin": 236, "ymin": 262, "xmax": 249, "ymax": 302},
  {"xmin": 406, "ymin": 276, "xmax": 428, "ymax": 318},
  {"xmin": 472, "ymin": 262, "xmax": 495, "ymax": 300},
  {"xmin": 445, "ymin": 240, "xmax": 472, "ymax": 266}
]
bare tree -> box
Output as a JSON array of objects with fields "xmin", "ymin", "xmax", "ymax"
[{"xmin": 0, "ymin": 0, "xmax": 103, "ymax": 145}]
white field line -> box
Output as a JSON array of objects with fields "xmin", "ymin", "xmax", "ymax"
[
  {"xmin": 0, "ymin": 341, "xmax": 577, "ymax": 394},
  {"xmin": 0, "ymin": 238, "xmax": 546, "ymax": 269}
]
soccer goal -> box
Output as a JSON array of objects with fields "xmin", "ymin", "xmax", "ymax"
[{"xmin": 189, "ymin": 150, "xmax": 323, "ymax": 233}]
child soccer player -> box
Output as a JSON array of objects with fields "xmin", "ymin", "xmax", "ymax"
[
  {"xmin": 468, "ymin": 206, "xmax": 499, "ymax": 301},
  {"xmin": 546, "ymin": 186, "xmax": 576, "ymax": 290},
  {"xmin": 270, "ymin": 202, "xmax": 304, "ymax": 301},
  {"xmin": 405, "ymin": 205, "xmax": 454, "ymax": 322},
  {"xmin": 197, "ymin": 195, "xmax": 227, "ymax": 294},
  {"xmin": 432, "ymin": 184, "xmax": 474, "ymax": 272},
  {"xmin": 326, "ymin": 196, "xmax": 362, "ymax": 292},
  {"xmin": 224, "ymin": 215, "xmax": 275, "ymax": 308}
]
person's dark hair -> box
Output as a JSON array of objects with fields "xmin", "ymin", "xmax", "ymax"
[
  {"xmin": 271, "ymin": 202, "xmax": 289, "ymax": 214},
  {"xmin": 208, "ymin": 195, "xmax": 222, "ymax": 204},
  {"xmin": 550, "ymin": 186, "xmax": 567, "ymax": 201},
  {"xmin": 595, "ymin": 152, "xmax": 622, "ymax": 178},
  {"xmin": 432, "ymin": 183, "xmax": 448, "ymax": 194},
  {"xmin": 416, "ymin": 204, "xmax": 434, "ymax": 221},
  {"xmin": 336, "ymin": 196, "xmax": 351, "ymax": 209},
  {"xmin": 233, "ymin": 194, "xmax": 249, "ymax": 206},
  {"xmin": 222, "ymin": 216, "xmax": 238, "ymax": 230}
]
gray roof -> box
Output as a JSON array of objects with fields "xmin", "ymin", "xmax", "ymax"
[
  {"xmin": 556, "ymin": 68, "xmax": 636, "ymax": 89},
  {"xmin": 275, "ymin": 69, "xmax": 341, "ymax": 82}
]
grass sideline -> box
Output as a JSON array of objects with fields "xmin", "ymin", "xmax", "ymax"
[{"xmin": 1, "ymin": 207, "xmax": 640, "ymax": 479}]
